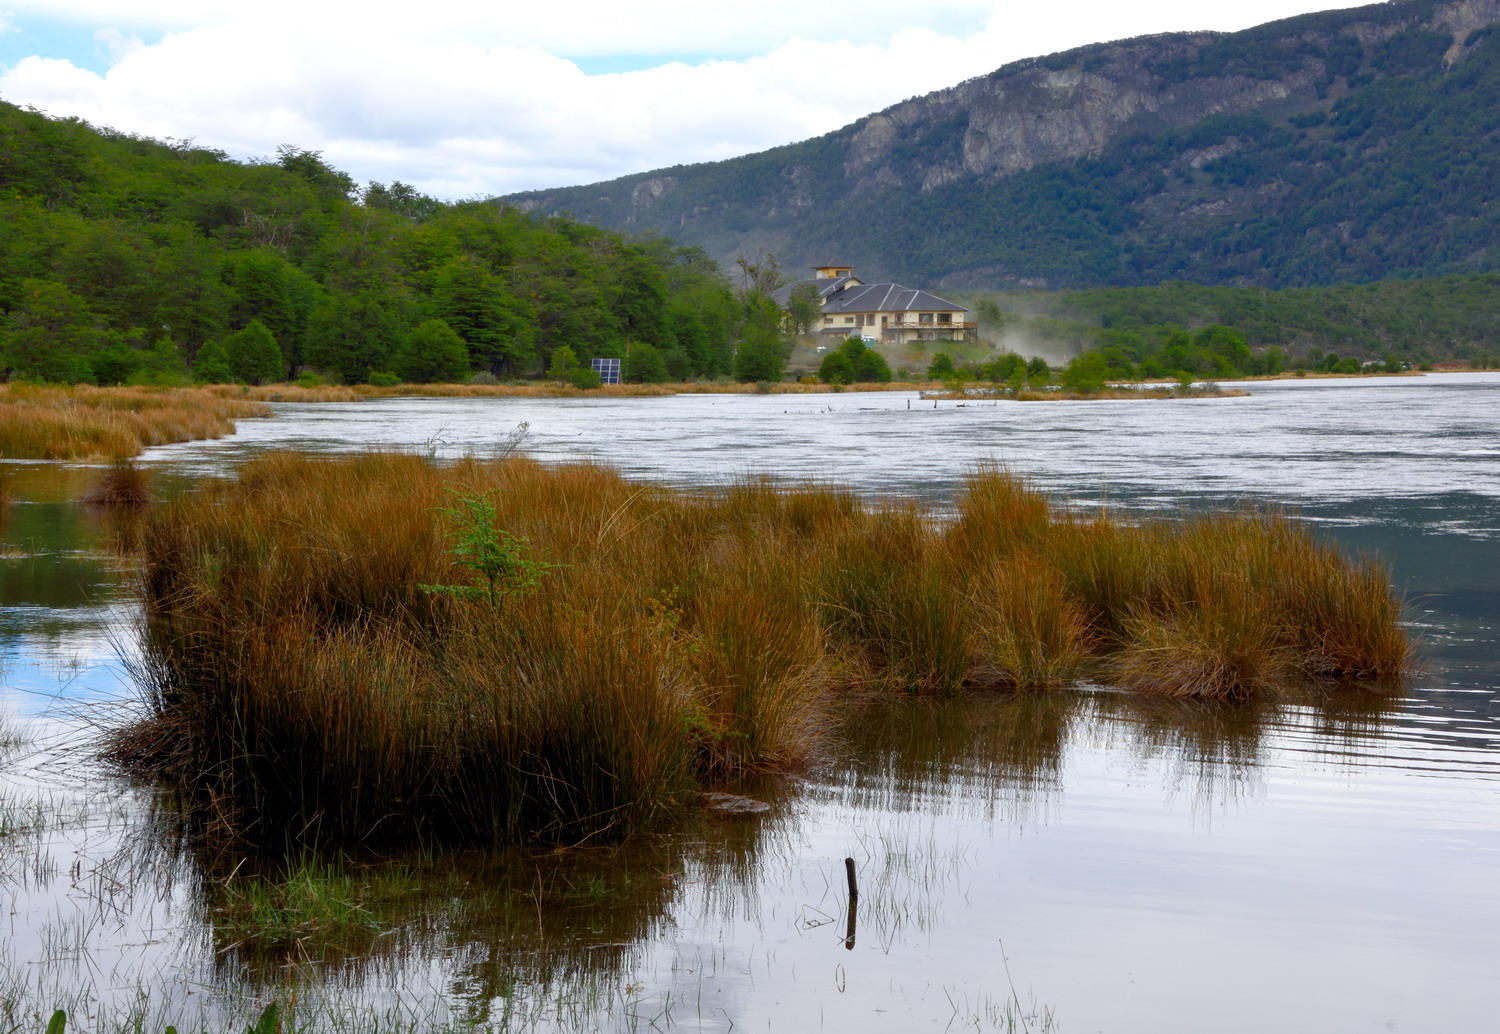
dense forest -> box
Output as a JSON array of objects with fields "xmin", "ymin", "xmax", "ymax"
[
  {"xmin": 509, "ymin": 1, "xmax": 1500, "ymax": 291},
  {"xmin": 969, "ymin": 273, "xmax": 1500, "ymax": 368},
  {"xmin": 0, "ymin": 100, "xmax": 786, "ymax": 386}
]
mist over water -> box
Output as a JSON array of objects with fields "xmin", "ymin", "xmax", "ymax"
[{"xmin": 2, "ymin": 373, "xmax": 1497, "ymax": 1033}]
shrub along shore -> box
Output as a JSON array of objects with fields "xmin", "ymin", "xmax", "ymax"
[{"xmin": 115, "ymin": 452, "xmax": 1409, "ymax": 849}]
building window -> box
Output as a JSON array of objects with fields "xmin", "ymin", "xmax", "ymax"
[
  {"xmin": 918, "ymin": 313, "xmax": 933, "ymax": 324},
  {"xmin": 845, "ymin": 316, "xmax": 855, "ymax": 324},
  {"xmin": 937, "ymin": 313, "xmax": 952, "ymax": 324}
]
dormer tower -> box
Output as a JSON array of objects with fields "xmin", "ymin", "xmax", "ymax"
[{"xmin": 813, "ymin": 265, "xmax": 854, "ymax": 279}]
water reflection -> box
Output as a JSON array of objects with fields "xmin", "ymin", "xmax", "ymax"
[
  {"xmin": 3, "ymin": 673, "xmax": 1434, "ymax": 1033},
  {"xmin": 2, "ymin": 377, "xmax": 1499, "ymax": 1033},
  {"xmin": 821, "ymin": 694, "xmax": 1078, "ymax": 822}
]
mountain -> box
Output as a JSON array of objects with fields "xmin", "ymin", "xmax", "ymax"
[{"xmin": 504, "ymin": 0, "xmax": 1500, "ymax": 291}]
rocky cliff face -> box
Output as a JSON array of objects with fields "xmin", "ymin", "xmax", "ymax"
[{"xmin": 505, "ymin": 0, "xmax": 1500, "ymax": 289}]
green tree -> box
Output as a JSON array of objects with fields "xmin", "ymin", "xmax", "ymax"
[
  {"xmin": 305, "ymin": 293, "xmax": 403, "ymax": 384},
  {"xmin": 819, "ymin": 337, "xmax": 890, "ymax": 384},
  {"xmin": 927, "ymin": 352, "xmax": 957, "ymax": 380},
  {"xmin": 786, "ymin": 282, "xmax": 823, "ymax": 335},
  {"xmin": 1193, "ymin": 324, "xmax": 1252, "ymax": 374},
  {"xmin": 733, "ymin": 296, "xmax": 789, "ymax": 383},
  {"xmin": 1026, "ymin": 357, "xmax": 1052, "ymax": 385},
  {"xmin": 662, "ymin": 346, "xmax": 692, "ymax": 381},
  {"xmin": 0, "ymin": 279, "xmax": 106, "ymax": 382},
  {"xmin": 395, "ymin": 318, "xmax": 470, "ymax": 383},
  {"xmin": 818, "ymin": 349, "xmax": 856, "ymax": 384},
  {"xmin": 977, "ymin": 353, "xmax": 1026, "ymax": 382},
  {"xmin": 193, "ymin": 339, "xmax": 234, "ymax": 384},
  {"xmin": 90, "ymin": 340, "xmax": 142, "ymax": 386},
  {"xmin": 1257, "ymin": 347, "xmax": 1288, "ymax": 375},
  {"xmin": 615, "ymin": 249, "xmax": 670, "ymax": 346},
  {"xmin": 276, "ymin": 145, "xmax": 356, "ymax": 205},
  {"xmin": 1061, "ymin": 352, "xmax": 1109, "ymax": 393},
  {"xmin": 419, "ymin": 494, "xmax": 557, "ymax": 606},
  {"xmin": 223, "ymin": 319, "xmax": 285, "ymax": 384},
  {"xmin": 848, "ymin": 339, "xmax": 892, "ymax": 382},
  {"xmin": 224, "ymin": 249, "xmax": 319, "ymax": 365},
  {"xmin": 974, "ymin": 298, "xmax": 1006, "ymax": 331},
  {"xmin": 130, "ymin": 338, "xmax": 192, "ymax": 386},
  {"xmin": 623, "ymin": 341, "xmax": 670, "ymax": 383},
  {"xmin": 428, "ymin": 257, "xmax": 536, "ymax": 375},
  {"xmin": 546, "ymin": 344, "xmax": 582, "ymax": 380}
]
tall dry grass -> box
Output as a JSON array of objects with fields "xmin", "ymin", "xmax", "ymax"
[
  {"xmin": 81, "ymin": 459, "xmax": 155, "ymax": 507},
  {"xmin": 0, "ymin": 384, "xmax": 269, "ymax": 460},
  {"xmin": 118, "ymin": 454, "xmax": 1410, "ymax": 847}
]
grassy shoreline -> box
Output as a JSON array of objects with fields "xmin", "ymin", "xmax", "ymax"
[
  {"xmin": 117, "ymin": 452, "xmax": 1409, "ymax": 849},
  {"xmin": 0, "ymin": 384, "xmax": 270, "ymax": 460}
]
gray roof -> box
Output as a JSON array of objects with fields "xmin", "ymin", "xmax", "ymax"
[
  {"xmin": 770, "ymin": 277, "xmax": 968, "ymax": 314},
  {"xmin": 768, "ymin": 276, "xmax": 859, "ymax": 306}
]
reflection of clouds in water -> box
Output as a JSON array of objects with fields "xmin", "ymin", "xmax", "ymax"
[{"xmin": 1, "ymin": 606, "xmax": 138, "ymax": 724}]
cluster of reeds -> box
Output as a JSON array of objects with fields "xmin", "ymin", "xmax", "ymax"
[
  {"xmin": 80, "ymin": 459, "xmax": 155, "ymax": 508},
  {"xmin": 0, "ymin": 384, "xmax": 269, "ymax": 460},
  {"xmin": 118, "ymin": 453, "xmax": 1409, "ymax": 847}
]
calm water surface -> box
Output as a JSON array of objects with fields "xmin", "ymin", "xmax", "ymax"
[{"xmin": 2, "ymin": 374, "xmax": 1497, "ymax": 1033}]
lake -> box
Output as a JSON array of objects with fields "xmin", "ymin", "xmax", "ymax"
[{"xmin": 2, "ymin": 373, "xmax": 1497, "ymax": 1033}]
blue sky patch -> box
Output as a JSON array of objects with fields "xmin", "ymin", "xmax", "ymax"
[
  {"xmin": 0, "ymin": 15, "xmax": 151, "ymax": 75},
  {"xmin": 570, "ymin": 52, "xmax": 721, "ymax": 75}
]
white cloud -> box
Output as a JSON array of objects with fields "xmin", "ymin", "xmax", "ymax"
[
  {"xmin": 91, "ymin": 26, "xmax": 146, "ymax": 63},
  {"xmin": 1, "ymin": 1, "xmax": 997, "ymax": 56},
  {"xmin": 0, "ymin": 2, "xmax": 1360, "ymax": 198}
]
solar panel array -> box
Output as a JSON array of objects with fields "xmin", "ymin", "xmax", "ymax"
[{"xmin": 590, "ymin": 358, "xmax": 621, "ymax": 384}]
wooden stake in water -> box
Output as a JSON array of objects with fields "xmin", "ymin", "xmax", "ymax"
[{"xmin": 843, "ymin": 856, "xmax": 858, "ymax": 951}]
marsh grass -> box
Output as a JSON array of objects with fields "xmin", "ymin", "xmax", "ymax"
[
  {"xmin": 117, "ymin": 453, "xmax": 1410, "ymax": 847},
  {"xmin": 0, "ymin": 384, "xmax": 269, "ymax": 460},
  {"xmin": 81, "ymin": 459, "xmax": 156, "ymax": 508},
  {"xmin": 209, "ymin": 861, "xmax": 403, "ymax": 960}
]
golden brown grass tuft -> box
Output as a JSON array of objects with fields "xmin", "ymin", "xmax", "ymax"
[
  {"xmin": 81, "ymin": 459, "xmax": 156, "ymax": 507},
  {"xmin": 0, "ymin": 384, "xmax": 269, "ymax": 460},
  {"xmin": 119, "ymin": 455, "xmax": 1410, "ymax": 847}
]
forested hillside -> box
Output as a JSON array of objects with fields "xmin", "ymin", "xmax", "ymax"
[
  {"xmin": 0, "ymin": 101, "xmax": 752, "ymax": 385},
  {"xmin": 977, "ymin": 274, "xmax": 1500, "ymax": 364},
  {"xmin": 507, "ymin": 0, "xmax": 1500, "ymax": 291}
]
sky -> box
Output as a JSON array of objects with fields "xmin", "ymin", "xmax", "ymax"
[{"xmin": 0, "ymin": 1, "xmax": 1360, "ymax": 199}]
